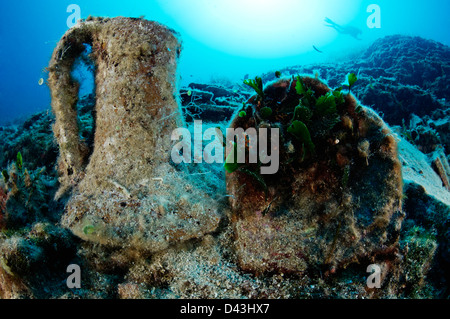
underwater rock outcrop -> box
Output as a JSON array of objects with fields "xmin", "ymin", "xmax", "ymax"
[
  {"xmin": 359, "ymin": 35, "xmax": 450, "ymax": 100},
  {"xmin": 0, "ymin": 112, "xmax": 57, "ymax": 173},
  {"xmin": 263, "ymin": 35, "xmax": 450, "ymax": 127},
  {"xmin": 400, "ymin": 109, "xmax": 450, "ymax": 159},
  {"xmin": 1, "ymin": 157, "xmax": 48, "ymax": 228},
  {"xmin": 227, "ymin": 76, "xmax": 403, "ymax": 275},
  {"xmin": 47, "ymin": 17, "xmax": 221, "ymax": 251},
  {"xmin": 393, "ymin": 138, "xmax": 450, "ymax": 296},
  {"xmin": 0, "ymin": 222, "xmax": 77, "ymax": 298}
]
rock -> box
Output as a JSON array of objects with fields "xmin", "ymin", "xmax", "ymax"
[
  {"xmin": 406, "ymin": 117, "xmax": 442, "ymax": 154},
  {"xmin": 396, "ymin": 108, "xmax": 450, "ymax": 156},
  {"xmin": 0, "ymin": 222, "xmax": 77, "ymax": 298},
  {"xmin": 0, "ymin": 236, "xmax": 44, "ymax": 277},
  {"xmin": 398, "ymin": 138, "xmax": 450, "ymax": 206},
  {"xmin": 429, "ymin": 147, "xmax": 450, "ymax": 191},
  {"xmin": 359, "ymin": 35, "xmax": 450, "ymax": 99},
  {"xmin": 0, "ymin": 267, "xmax": 31, "ymax": 299},
  {"xmin": 48, "ymin": 17, "xmax": 221, "ymax": 251},
  {"xmin": 0, "ymin": 111, "xmax": 58, "ymax": 173},
  {"xmin": 391, "ymin": 138, "xmax": 450, "ymax": 296},
  {"xmin": 428, "ymin": 109, "xmax": 450, "ymax": 154},
  {"xmin": 264, "ymin": 35, "xmax": 450, "ymax": 127},
  {"xmin": 0, "ymin": 187, "xmax": 6, "ymax": 230},
  {"xmin": 358, "ymin": 81, "xmax": 442, "ymax": 125},
  {"xmin": 1, "ymin": 162, "xmax": 53, "ymax": 229},
  {"xmin": 227, "ymin": 76, "xmax": 403, "ymax": 275},
  {"xmin": 183, "ymin": 103, "xmax": 236, "ymax": 123}
]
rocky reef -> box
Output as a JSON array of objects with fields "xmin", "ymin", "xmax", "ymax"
[
  {"xmin": 263, "ymin": 35, "xmax": 450, "ymax": 126},
  {"xmin": 180, "ymin": 83, "xmax": 251, "ymax": 123},
  {"xmin": 0, "ymin": 25, "xmax": 449, "ymax": 299}
]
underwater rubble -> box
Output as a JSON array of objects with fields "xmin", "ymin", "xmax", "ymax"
[
  {"xmin": 180, "ymin": 83, "xmax": 251, "ymax": 123},
  {"xmin": 0, "ymin": 25, "xmax": 449, "ymax": 299}
]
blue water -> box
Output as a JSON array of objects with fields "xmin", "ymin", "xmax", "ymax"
[{"xmin": 1, "ymin": 0, "xmax": 449, "ymax": 125}]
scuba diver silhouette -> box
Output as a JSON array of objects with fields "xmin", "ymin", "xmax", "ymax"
[{"xmin": 324, "ymin": 17, "xmax": 362, "ymax": 40}]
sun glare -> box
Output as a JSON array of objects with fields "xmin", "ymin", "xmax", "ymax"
[{"xmin": 158, "ymin": 0, "xmax": 363, "ymax": 58}]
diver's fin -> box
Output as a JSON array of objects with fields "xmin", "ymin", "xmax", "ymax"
[
  {"xmin": 313, "ymin": 45, "xmax": 323, "ymax": 53},
  {"xmin": 324, "ymin": 17, "xmax": 335, "ymax": 25}
]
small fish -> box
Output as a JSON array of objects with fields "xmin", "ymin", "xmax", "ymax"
[
  {"xmin": 187, "ymin": 90, "xmax": 192, "ymax": 97},
  {"xmin": 275, "ymin": 71, "xmax": 281, "ymax": 78},
  {"xmin": 38, "ymin": 78, "xmax": 44, "ymax": 86},
  {"xmin": 313, "ymin": 45, "xmax": 323, "ymax": 53}
]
